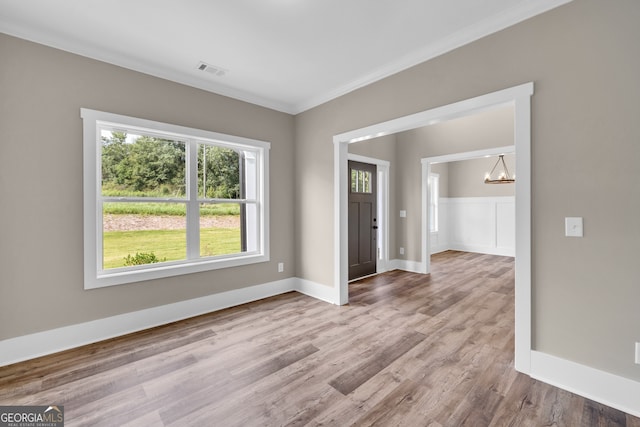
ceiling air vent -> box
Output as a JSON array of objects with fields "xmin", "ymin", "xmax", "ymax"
[{"xmin": 196, "ymin": 61, "xmax": 227, "ymax": 77}]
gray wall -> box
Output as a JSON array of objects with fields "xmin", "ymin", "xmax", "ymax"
[
  {"xmin": 295, "ymin": 0, "xmax": 640, "ymax": 382},
  {"xmin": 0, "ymin": 33, "xmax": 295, "ymax": 340}
]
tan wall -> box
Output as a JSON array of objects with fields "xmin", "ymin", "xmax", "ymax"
[
  {"xmin": 295, "ymin": 0, "xmax": 640, "ymax": 381},
  {"xmin": 0, "ymin": 34, "xmax": 295, "ymax": 340}
]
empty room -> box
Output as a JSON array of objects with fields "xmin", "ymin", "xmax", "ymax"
[{"xmin": 1, "ymin": 1, "xmax": 640, "ymax": 425}]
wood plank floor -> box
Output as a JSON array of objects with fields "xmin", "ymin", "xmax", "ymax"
[{"xmin": 1, "ymin": 250, "xmax": 639, "ymax": 426}]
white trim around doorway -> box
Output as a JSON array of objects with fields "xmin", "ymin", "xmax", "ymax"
[{"xmin": 333, "ymin": 82, "xmax": 533, "ymax": 374}]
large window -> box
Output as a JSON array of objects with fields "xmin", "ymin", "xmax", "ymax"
[{"xmin": 82, "ymin": 109, "xmax": 270, "ymax": 289}]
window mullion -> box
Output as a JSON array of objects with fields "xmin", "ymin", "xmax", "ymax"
[{"xmin": 186, "ymin": 140, "xmax": 200, "ymax": 259}]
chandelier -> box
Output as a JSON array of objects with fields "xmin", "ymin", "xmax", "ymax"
[{"xmin": 484, "ymin": 154, "xmax": 514, "ymax": 184}]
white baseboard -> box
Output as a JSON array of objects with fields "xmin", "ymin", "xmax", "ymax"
[
  {"xmin": 0, "ymin": 278, "xmax": 298, "ymax": 367},
  {"xmin": 295, "ymin": 278, "xmax": 339, "ymax": 304},
  {"xmin": 448, "ymin": 243, "xmax": 515, "ymax": 257},
  {"xmin": 5, "ymin": 282, "xmax": 640, "ymax": 421},
  {"xmin": 531, "ymin": 350, "xmax": 640, "ymax": 418},
  {"xmin": 431, "ymin": 245, "xmax": 449, "ymax": 255},
  {"xmin": 389, "ymin": 259, "xmax": 425, "ymax": 274}
]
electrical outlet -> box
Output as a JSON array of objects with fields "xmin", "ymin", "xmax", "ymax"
[
  {"xmin": 399, "ymin": 247, "xmax": 405, "ymax": 255},
  {"xmin": 278, "ymin": 262, "xmax": 284, "ymax": 273},
  {"xmin": 635, "ymin": 342, "xmax": 640, "ymax": 364}
]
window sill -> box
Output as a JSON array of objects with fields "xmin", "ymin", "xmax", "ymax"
[{"xmin": 85, "ymin": 253, "xmax": 269, "ymax": 289}]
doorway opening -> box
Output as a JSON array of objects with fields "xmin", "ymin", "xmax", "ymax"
[
  {"xmin": 333, "ymin": 82, "xmax": 533, "ymax": 374},
  {"xmin": 348, "ymin": 160, "xmax": 378, "ymax": 281},
  {"xmin": 421, "ymin": 145, "xmax": 515, "ymax": 274}
]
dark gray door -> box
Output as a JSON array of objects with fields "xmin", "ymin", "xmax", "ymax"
[{"xmin": 348, "ymin": 160, "xmax": 377, "ymax": 280}]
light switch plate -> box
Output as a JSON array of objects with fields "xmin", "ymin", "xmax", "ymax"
[
  {"xmin": 565, "ymin": 217, "xmax": 583, "ymax": 237},
  {"xmin": 635, "ymin": 342, "xmax": 640, "ymax": 364},
  {"xmin": 400, "ymin": 210, "xmax": 407, "ymax": 218}
]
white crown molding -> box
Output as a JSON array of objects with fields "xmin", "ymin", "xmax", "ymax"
[
  {"xmin": 0, "ymin": 0, "xmax": 572, "ymax": 115},
  {"xmin": 0, "ymin": 22, "xmax": 297, "ymax": 114},
  {"xmin": 293, "ymin": 0, "xmax": 572, "ymax": 114}
]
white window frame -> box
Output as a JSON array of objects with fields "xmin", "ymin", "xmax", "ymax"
[{"xmin": 82, "ymin": 108, "xmax": 270, "ymax": 289}]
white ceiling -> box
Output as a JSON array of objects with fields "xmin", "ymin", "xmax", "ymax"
[{"xmin": 0, "ymin": 0, "xmax": 570, "ymax": 114}]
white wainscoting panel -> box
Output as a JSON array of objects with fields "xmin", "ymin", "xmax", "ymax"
[
  {"xmin": 496, "ymin": 200, "xmax": 516, "ymax": 252},
  {"xmin": 439, "ymin": 197, "xmax": 515, "ymax": 257}
]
